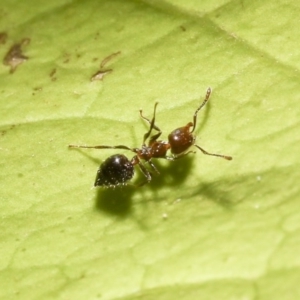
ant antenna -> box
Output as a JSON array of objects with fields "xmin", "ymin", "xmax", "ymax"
[
  {"xmin": 191, "ymin": 87, "xmax": 211, "ymax": 133},
  {"xmin": 195, "ymin": 145, "xmax": 232, "ymax": 160}
]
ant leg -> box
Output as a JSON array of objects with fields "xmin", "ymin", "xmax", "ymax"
[
  {"xmin": 136, "ymin": 163, "xmax": 152, "ymax": 186},
  {"xmin": 139, "ymin": 116, "xmax": 161, "ymax": 134},
  {"xmin": 195, "ymin": 145, "xmax": 232, "ymax": 160},
  {"xmin": 139, "ymin": 103, "xmax": 161, "ymax": 132},
  {"xmin": 152, "ymin": 152, "xmax": 194, "ymax": 162},
  {"xmin": 191, "ymin": 87, "xmax": 212, "ymax": 133},
  {"xmin": 163, "ymin": 156, "xmax": 176, "ymax": 161},
  {"xmin": 148, "ymin": 160, "xmax": 160, "ymax": 174},
  {"xmin": 131, "ymin": 156, "xmax": 152, "ymax": 186},
  {"xmin": 171, "ymin": 150, "xmax": 196, "ymax": 160},
  {"xmin": 69, "ymin": 144, "xmax": 136, "ymax": 153},
  {"xmin": 139, "ymin": 103, "xmax": 162, "ymax": 145},
  {"xmin": 149, "ymin": 131, "xmax": 163, "ymax": 146}
]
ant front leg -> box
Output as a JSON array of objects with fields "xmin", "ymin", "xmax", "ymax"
[
  {"xmin": 139, "ymin": 102, "xmax": 162, "ymax": 146},
  {"xmin": 69, "ymin": 144, "xmax": 137, "ymax": 153}
]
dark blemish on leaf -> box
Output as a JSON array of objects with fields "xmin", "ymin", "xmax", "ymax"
[
  {"xmin": 50, "ymin": 68, "xmax": 56, "ymax": 77},
  {"xmin": 50, "ymin": 68, "xmax": 57, "ymax": 81},
  {"xmin": 90, "ymin": 51, "xmax": 121, "ymax": 81},
  {"xmin": 33, "ymin": 86, "xmax": 42, "ymax": 91},
  {"xmin": 94, "ymin": 31, "xmax": 100, "ymax": 40},
  {"xmin": 1, "ymin": 124, "xmax": 16, "ymax": 136},
  {"xmin": 180, "ymin": 25, "xmax": 186, "ymax": 31},
  {"xmin": 62, "ymin": 52, "xmax": 71, "ymax": 64},
  {"xmin": 0, "ymin": 32, "xmax": 8, "ymax": 44},
  {"xmin": 91, "ymin": 69, "xmax": 112, "ymax": 81},
  {"xmin": 3, "ymin": 38, "xmax": 30, "ymax": 73},
  {"xmin": 32, "ymin": 86, "xmax": 42, "ymax": 96},
  {"xmin": 100, "ymin": 51, "xmax": 121, "ymax": 68}
]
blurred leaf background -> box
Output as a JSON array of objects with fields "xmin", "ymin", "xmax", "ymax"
[{"xmin": 0, "ymin": 0, "xmax": 299, "ymax": 299}]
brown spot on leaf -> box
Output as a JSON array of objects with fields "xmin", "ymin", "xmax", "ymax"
[
  {"xmin": 90, "ymin": 51, "xmax": 121, "ymax": 81},
  {"xmin": 62, "ymin": 52, "xmax": 71, "ymax": 64},
  {"xmin": 94, "ymin": 31, "xmax": 100, "ymax": 40},
  {"xmin": 3, "ymin": 38, "xmax": 30, "ymax": 73},
  {"xmin": 1, "ymin": 124, "xmax": 16, "ymax": 136},
  {"xmin": 0, "ymin": 32, "xmax": 8, "ymax": 44},
  {"xmin": 100, "ymin": 51, "xmax": 121, "ymax": 68},
  {"xmin": 50, "ymin": 68, "xmax": 57, "ymax": 81},
  {"xmin": 32, "ymin": 86, "xmax": 42, "ymax": 95},
  {"xmin": 91, "ymin": 69, "xmax": 112, "ymax": 81},
  {"xmin": 33, "ymin": 86, "xmax": 42, "ymax": 91}
]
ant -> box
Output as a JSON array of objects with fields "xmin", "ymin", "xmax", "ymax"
[{"xmin": 69, "ymin": 88, "xmax": 232, "ymax": 188}]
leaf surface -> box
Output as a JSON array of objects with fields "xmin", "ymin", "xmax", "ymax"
[{"xmin": 0, "ymin": 0, "xmax": 299, "ymax": 299}]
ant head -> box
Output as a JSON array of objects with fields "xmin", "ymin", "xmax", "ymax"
[
  {"xmin": 168, "ymin": 122, "xmax": 195, "ymax": 155},
  {"xmin": 94, "ymin": 154, "xmax": 134, "ymax": 187}
]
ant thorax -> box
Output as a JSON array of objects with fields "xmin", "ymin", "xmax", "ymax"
[
  {"xmin": 149, "ymin": 141, "xmax": 170, "ymax": 159},
  {"xmin": 135, "ymin": 145, "xmax": 153, "ymax": 161}
]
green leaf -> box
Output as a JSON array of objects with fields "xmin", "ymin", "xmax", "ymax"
[{"xmin": 1, "ymin": 0, "xmax": 299, "ymax": 299}]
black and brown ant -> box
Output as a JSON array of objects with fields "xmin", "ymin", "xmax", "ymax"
[{"xmin": 69, "ymin": 88, "xmax": 232, "ymax": 187}]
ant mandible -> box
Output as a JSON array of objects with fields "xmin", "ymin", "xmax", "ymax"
[{"xmin": 69, "ymin": 87, "xmax": 232, "ymax": 188}]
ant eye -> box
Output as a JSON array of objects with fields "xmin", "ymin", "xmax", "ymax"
[{"xmin": 95, "ymin": 154, "xmax": 134, "ymax": 187}]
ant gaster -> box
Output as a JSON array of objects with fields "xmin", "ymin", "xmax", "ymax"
[{"xmin": 69, "ymin": 88, "xmax": 232, "ymax": 187}]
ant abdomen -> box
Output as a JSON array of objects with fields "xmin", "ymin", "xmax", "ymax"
[
  {"xmin": 168, "ymin": 123, "xmax": 195, "ymax": 155},
  {"xmin": 95, "ymin": 154, "xmax": 134, "ymax": 187}
]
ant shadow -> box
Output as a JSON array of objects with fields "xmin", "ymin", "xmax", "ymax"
[
  {"xmin": 146, "ymin": 155, "xmax": 194, "ymax": 189},
  {"xmin": 95, "ymin": 186, "xmax": 135, "ymax": 217},
  {"xmin": 95, "ymin": 154, "xmax": 236, "ymax": 217},
  {"xmin": 69, "ymin": 148, "xmax": 134, "ymax": 216},
  {"xmin": 72, "ymin": 90, "xmax": 232, "ymax": 217},
  {"xmin": 94, "ymin": 155, "xmax": 194, "ymax": 216},
  {"xmin": 73, "ymin": 148, "xmax": 235, "ymax": 218}
]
